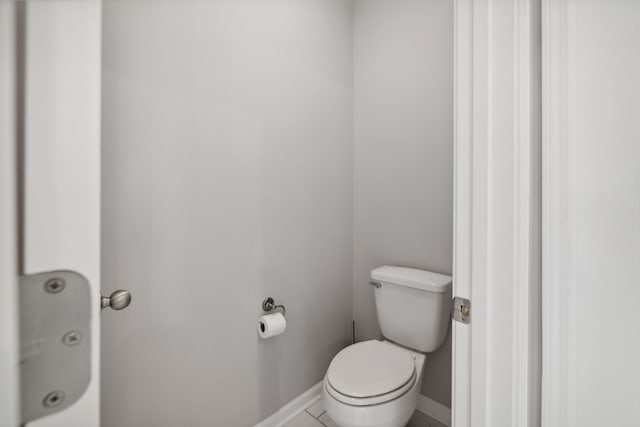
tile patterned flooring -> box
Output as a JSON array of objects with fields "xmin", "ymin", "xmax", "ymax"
[{"xmin": 284, "ymin": 398, "xmax": 447, "ymax": 427}]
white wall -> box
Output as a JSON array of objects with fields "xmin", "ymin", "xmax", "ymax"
[
  {"xmin": 352, "ymin": 0, "xmax": 453, "ymax": 407},
  {"xmin": 100, "ymin": 1, "xmax": 354, "ymax": 426},
  {"xmin": 543, "ymin": 1, "xmax": 640, "ymax": 426}
]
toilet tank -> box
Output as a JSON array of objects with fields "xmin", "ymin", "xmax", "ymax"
[{"xmin": 371, "ymin": 266, "xmax": 452, "ymax": 352}]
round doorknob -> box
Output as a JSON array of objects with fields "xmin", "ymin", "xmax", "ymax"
[{"xmin": 101, "ymin": 290, "xmax": 132, "ymax": 311}]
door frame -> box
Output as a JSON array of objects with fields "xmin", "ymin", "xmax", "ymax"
[
  {"xmin": 0, "ymin": 2, "xmax": 19, "ymax": 425},
  {"xmin": 452, "ymin": 1, "xmax": 542, "ymax": 426},
  {"xmin": 540, "ymin": 1, "xmax": 572, "ymax": 425},
  {"xmin": 5, "ymin": 1, "xmax": 545, "ymax": 426},
  {"xmin": 19, "ymin": 1, "xmax": 102, "ymax": 426}
]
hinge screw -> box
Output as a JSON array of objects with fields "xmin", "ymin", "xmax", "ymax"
[
  {"xmin": 44, "ymin": 278, "xmax": 65, "ymax": 294},
  {"xmin": 62, "ymin": 331, "xmax": 82, "ymax": 346},
  {"xmin": 42, "ymin": 391, "xmax": 65, "ymax": 408}
]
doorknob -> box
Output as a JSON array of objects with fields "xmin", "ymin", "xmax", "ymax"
[{"xmin": 101, "ymin": 290, "xmax": 132, "ymax": 311}]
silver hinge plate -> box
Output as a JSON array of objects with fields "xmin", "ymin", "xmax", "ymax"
[
  {"xmin": 20, "ymin": 270, "xmax": 92, "ymax": 424},
  {"xmin": 451, "ymin": 296, "xmax": 471, "ymax": 324}
]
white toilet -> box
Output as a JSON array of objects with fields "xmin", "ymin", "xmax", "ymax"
[{"xmin": 322, "ymin": 266, "xmax": 452, "ymax": 427}]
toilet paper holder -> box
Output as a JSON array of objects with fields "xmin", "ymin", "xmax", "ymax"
[{"xmin": 262, "ymin": 297, "xmax": 286, "ymax": 316}]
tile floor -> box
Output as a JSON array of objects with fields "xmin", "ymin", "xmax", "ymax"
[{"xmin": 284, "ymin": 398, "xmax": 447, "ymax": 427}]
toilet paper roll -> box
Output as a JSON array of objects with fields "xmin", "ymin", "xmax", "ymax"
[{"xmin": 258, "ymin": 313, "xmax": 286, "ymax": 339}]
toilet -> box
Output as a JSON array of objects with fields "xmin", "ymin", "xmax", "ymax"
[{"xmin": 322, "ymin": 266, "xmax": 452, "ymax": 427}]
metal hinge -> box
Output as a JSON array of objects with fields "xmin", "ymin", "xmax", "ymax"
[
  {"xmin": 451, "ymin": 296, "xmax": 471, "ymax": 324},
  {"xmin": 19, "ymin": 270, "xmax": 92, "ymax": 424}
]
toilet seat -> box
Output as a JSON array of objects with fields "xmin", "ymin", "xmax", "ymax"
[
  {"xmin": 325, "ymin": 371, "xmax": 416, "ymax": 406},
  {"xmin": 325, "ymin": 340, "xmax": 417, "ymax": 406}
]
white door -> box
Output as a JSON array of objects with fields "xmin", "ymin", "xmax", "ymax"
[
  {"xmin": 542, "ymin": 1, "xmax": 640, "ymax": 426},
  {"xmin": 3, "ymin": 1, "xmax": 103, "ymax": 426}
]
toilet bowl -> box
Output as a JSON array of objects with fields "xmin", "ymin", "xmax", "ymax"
[
  {"xmin": 323, "ymin": 266, "xmax": 452, "ymax": 427},
  {"xmin": 322, "ymin": 340, "xmax": 425, "ymax": 427}
]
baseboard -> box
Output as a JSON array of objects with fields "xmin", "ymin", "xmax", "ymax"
[
  {"xmin": 416, "ymin": 394, "xmax": 451, "ymax": 426},
  {"xmin": 254, "ymin": 382, "xmax": 322, "ymax": 427}
]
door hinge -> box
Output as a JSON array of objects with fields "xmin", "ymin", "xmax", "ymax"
[
  {"xmin": 19, "ymin": 270, "xmax": 92, "ymax": 424},
  {"xmin": 451, "ymin": 296, "xmax": 471, "ymax": 324}
]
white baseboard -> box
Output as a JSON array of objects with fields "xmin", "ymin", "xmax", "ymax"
[
  {"xmin": 416, "ymin": 394, "xmax": 451, "ymax": 426},
  {"xmin": 254, "ymin": 382, "xmax": 322, "ymax": 427}
]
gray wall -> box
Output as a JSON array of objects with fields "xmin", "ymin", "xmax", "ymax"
[
  {"xmin": 101, "ymin": 1, "xmax": 454, "ymax": 425},
  {"xmin": 352, "ymin": 0, "xmax": 454, "ymax": 407},
  {"xmin": 100, "ymin": 1, "xmax": 353, "ymax": 426}
]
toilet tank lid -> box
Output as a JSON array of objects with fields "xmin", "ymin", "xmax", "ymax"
[{"xmin": 371, "ymin": 266, "xmax": 452, "ymax": 293}]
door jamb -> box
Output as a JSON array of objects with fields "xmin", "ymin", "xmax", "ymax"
[
  {"xmin": 540, "ymin": 1, "xmax": 573, "ymax": 426},
  {"xmin": 452, "ymin": 1, "xmax": 542, "ymax": 425},
  {"xmin": 0, "ymin": 2, "xmax": 20, "ymax": 425}
]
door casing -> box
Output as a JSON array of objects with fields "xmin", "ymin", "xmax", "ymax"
[
  {"xmin": 0, "ymin": 2, "xmax": 19, "ymax": 425},
  {"xmin": 21, "ymin": 1, "xmax": 102, "ymax": 426},
  {"xmin": 452, "ymin": 1, "xmax": 542, "ymax": 426}
]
